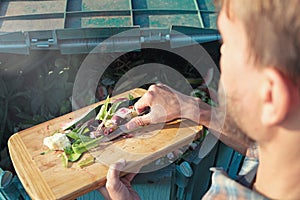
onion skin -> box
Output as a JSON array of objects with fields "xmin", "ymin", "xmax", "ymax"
[{"xmin": 111, "ymin": 115, "xmax": 127, "ymax": 126}]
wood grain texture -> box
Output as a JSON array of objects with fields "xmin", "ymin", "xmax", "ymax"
[{"xmin": 8, "ymin": 88, "xmax": 202, "ymax": 200}]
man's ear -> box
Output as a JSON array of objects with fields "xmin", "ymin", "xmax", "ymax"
[{"xmin": 260, "ymin": 68, "xmax": 292, "ymax": 126}]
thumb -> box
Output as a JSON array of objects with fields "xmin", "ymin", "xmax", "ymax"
[
  {"xmin": 106, "ymin": 159, "xmax": 126, "ymax": 190},
  {"xmin": 106, "ymin": 159, "xmax": 139, "ymax": 200}
]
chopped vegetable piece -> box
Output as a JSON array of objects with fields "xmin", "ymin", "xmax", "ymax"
[
  {"xmin": 43, "ymin": 96, "xmax": 145, "ymax": 168},
  {"xmin": 95, "ymin": 96, "xmax": 110, "ymax": 121},
  {"xmin": 114, "ymin": 107, "xmax": 133, "ymax": 120},
  {"xmin": 43, "ymin": 133, "xmax": 71, "ymax": 150},
  {"xmin": 66, "ymin": 131, "xmax": 80, "ymax": 140},
  {"xmin": 128, "ymin": 94, "xmax": 134, "ymax": 100},
  {"xmin": 68, "ymin": 153, "xmax": 82, "ymax": 162},
  {"xmin": 62, "ymin": 152, "xmax": 69, "ymax": 168},
  {"xmin": 78, "ymin": 155, "xmax": 95, "ymax": 168},
  {"xmin": 72, "ymin": 136, "xmax": 104, "ymax": 154},
  {"xmin": 63, "ymin": 146, "xmax": 82, "ymax": 162},
  {"xmin": 64, "ymin": 146, "xmax": 74, "ymax": 155},
  {"xmin": 77, "ymin": 124, "xmax": 88, "ymax": 135},
  {"xmin": 107, "ymin": 99, "xmax": 128, "ymax": 117}
]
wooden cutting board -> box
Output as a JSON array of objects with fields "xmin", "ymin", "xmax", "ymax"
[{"xmin": 8, "ymin": 88, "xmax": 202, "ymax": 200}]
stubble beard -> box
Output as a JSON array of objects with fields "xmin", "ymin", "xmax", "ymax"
[{"xmin": 217, "ymin": 89, "xmax": 255, "ymax": 147}]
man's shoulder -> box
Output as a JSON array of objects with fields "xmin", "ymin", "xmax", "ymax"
[{"xmin": 202, "ymin": 167, "xmax": 267, "ymax": 200}]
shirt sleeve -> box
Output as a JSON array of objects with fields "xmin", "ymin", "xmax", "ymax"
[{"xmin": 245, "ymin": 143, "xmax": 259, "ymax": 159}]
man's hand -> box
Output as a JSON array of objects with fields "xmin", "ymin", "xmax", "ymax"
[
  {"xmin": 126, "ymin": 84, "xmax": 204, "ymax": 130},
  {"xmin": 98, "ymin": 160, "xmax": 141, "ymax": 200}
]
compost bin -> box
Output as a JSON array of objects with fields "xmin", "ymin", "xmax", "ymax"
[{"xmin": 0, "ymin": 1, "xmax": 243, "ymax": 200}]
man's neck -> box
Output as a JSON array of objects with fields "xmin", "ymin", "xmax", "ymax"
[{"xmin": 254, "ymin": 131, "xmax": 300, "ymax": 199}]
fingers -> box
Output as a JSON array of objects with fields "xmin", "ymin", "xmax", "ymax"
[
  {"xmin": 128, "ymin": 83, "xmax": 177, "ymax": 129},
  {"xmin": 98, "ymin": 160, "xmax": 126, "ymax": 199},
  {"xmin": 97, "ymin": 187, "xmax": 110, "ymax": 199},
  {"xmin": 125, "ymin": 115, "xmax": 152, "ymax": 130},
  {"xmin": 134, "ymin": 90, "xmax": 154, "ymax": 114},
  {"xmin": 105, "ymin": 159, "xmax": 141, "ymax": 200},
  {"xmin": 124, "ymin": 173, "xmax": 138, "ymax": 182},
  {"xmin": 106, "ymin": 159, "xmax": 126, "ymax": 190},
  {"xmin": 105, "ymin": 159, "xmax": 127, "ymax": 200},
  {"xmin": 134, "ymin": 84, "xmax": 169, "ymax": 113}
]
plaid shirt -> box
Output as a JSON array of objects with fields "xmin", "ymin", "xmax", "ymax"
[{"xmin": 203, "ymin": 145, "xmax": 269, "ymax": 200}]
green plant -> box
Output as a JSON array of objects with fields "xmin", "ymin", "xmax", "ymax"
[
  {"xmin": 0, "ymin": 74, "xmax": 31, "ymax": 171},
  {"xmin": 0, "ymin": 75, "xmax": 30, "ymax": 149},
  {"xmin": 29, "ymin": 64, "xmax": 73, "ymax": 116},
  {"xmin": 16, "ymin": 64, "xmax": 74, "ymax": 130}
]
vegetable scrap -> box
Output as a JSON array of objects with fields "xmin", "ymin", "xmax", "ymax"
[{"xmin": 42, "ymin": 95, "xmax": 139, "ymax": 168}]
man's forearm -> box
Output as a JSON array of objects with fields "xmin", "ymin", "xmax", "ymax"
[{"xmin": 182, "ymin": 96, "xmax": 248, "ymax": 155}]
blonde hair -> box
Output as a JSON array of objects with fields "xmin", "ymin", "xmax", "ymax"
[{"xmin": 216, "ymin": 0, "xmax": 300, "ymax": 82}]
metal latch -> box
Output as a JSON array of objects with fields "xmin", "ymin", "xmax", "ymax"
[
  {"xmin": 175, "ymin": 161, "xmax": 193, "ymax": 199},
  {"xmin": 31, "ymin": 38, "xmax": 55, "ymax": 48}
]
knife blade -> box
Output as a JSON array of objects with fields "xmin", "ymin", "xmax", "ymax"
[
  {"xmin": 62, "ymin": 97, "xmax": 142, "ymax": 131},
  {"xmin": 62, "ymin": 106, "xmax": 100, "ymax": 131},
  {"xmin": 100, "ymin": 125, "xmax": 131, "ymax": 142},
  {"xmin": 100, "ymin": 106, "xmax": 151, "ymax": 142}
]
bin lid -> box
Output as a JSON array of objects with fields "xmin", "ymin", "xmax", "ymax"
[{"xmin": 0, "ymin": 0, "xmax": 220, "ymax": 54}]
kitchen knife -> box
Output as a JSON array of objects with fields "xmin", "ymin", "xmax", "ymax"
[
  {"xmin": 100, "ymin": 125, "xmax": 131, "ymax": 142},
  {"xmin": 100, "ymin": 106, "xmax": 150, "ymax": 142}
]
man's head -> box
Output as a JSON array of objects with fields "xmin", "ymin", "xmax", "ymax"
[
  {"xmin": 217, "ymin": 0, "xmax": 300, "ymax": 80},
  {"xmin": 216, "ymin": 0, "xmax": 300, "ymax": 146}
]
